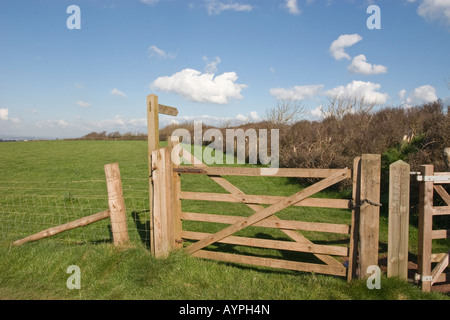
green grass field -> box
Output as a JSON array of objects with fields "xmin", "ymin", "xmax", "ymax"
[{"xmin": 0, "ymin": 140, "xmax": 448, "ymax": 300}]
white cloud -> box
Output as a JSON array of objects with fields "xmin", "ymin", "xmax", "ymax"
[
  {"xmin": 325, "ymin": 80, "xmax": 389, "ymax": 105},
  {"xmin": 249, "ymin": 111, "xmax": 259, "ymax": 121},
  {"xmin": 269, "ymin": 81, "xmax": 389, "ymax": 109},
  {"xmin": 443, "ymin": 97, "xmax": 450, "ymax": 108},
  {"xmin": 152, "ymin": 68, "xmax": 248, "ymax": 104},
  {"xmin": 0, "ymin": 108, "xmax": 8, "ymax": 121},
  {"xmin": 205, "ymin": 0, "xmax": 253, "ymax": 15},
  {"xmin": 140, "ymin": 0, "xmax": 161, "ymax": 5},
  {"xmin": 329, "ymin": 34, "xmax": 363, "ymax": 61},
  {"xmin": 76, "ymin": 101, "xmax": 91, "ymax": 108},
  {"xmin": 417, "ymin": 0, "xmax": 450, "ymax": 26},
  {"xmin": 285, "ymin": 0, "xmax": 301, "ymax": 15},
  {"xmin": 148, "ymin": 45, "xmax": 176, "ymax": 59},
  {"xmin": 235, "ymin": 112, "xmax": 258, "ymax": 123},
  {"xmin": 398, "ymin": 89, "xmax": 407, "ymax": 99},
  {"xmin": 203, "ymin": 56, "xmax": 221, "ymax": 73},
  {"xmin": 405, "ymin": 85, "xmax": 438, "ymax": 107},
  {"xmin": 310, "ymin": 105, "xmax": 330, "ymax": 118},
  {"xmin": 37, "ymin": 119, "xmax": 70, "ymax": 128},
  {"xmin": 111, "ymin": 88, "xmax": 127, "ymax": 98},
  {"xmin": 347, "ymin": 54, "xmax": 388, "ymax": 75},
  {"xmin": 0, "ymin": 108, "xmax": 20, "ymax": 123},
  {"xmin": 269, "ymin": 84, "xmax": 324, "ymax": 100},
  {"xmin": 160, "ymin": 112, "xmax": 259, "ymax": 128}
]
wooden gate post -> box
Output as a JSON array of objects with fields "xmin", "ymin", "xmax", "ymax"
[
  {"xmin": 359, "ymin": 154, "xmax": 381, "ymax": 279},
  {"xmin": 147, "ymin": 94, "xmax": 179, "ymax": 256},
  {"xmin": 417, "ymin": 164, "xmax": 434, "ymax": 292},
  {"xmin": 388, "ymin": 160, "xmax": 410, "ymax": 279},
  {"xmin": 151, "ymin": 147, "xmax": 177, "ymax": 258},
  {"xmin": 105, "ymin": 163, "xmax": 129, "ymax": 246}
]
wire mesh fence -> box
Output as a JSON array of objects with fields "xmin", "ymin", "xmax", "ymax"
[{"xmin": 0, "ymin": 177, "xmax": 151, "ymax": 247}]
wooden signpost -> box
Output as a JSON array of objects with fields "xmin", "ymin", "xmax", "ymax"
[{"xmin": 147, "ymin": 94, "xmax": 179, "ymax": 256}]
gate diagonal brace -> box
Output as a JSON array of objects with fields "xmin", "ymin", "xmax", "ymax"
[
  {"xmin": 180, "ymin": 148, "xmax": 345, "ymax": 269},
  {"xmin": 184, "ymin": 168, "xmax": 349, "ymax": 255}
]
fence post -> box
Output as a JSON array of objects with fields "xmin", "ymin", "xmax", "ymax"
[
  {"xmin": 417, "ymin": 164, "xmax": 434, "ymax": 292},
  {"xmin": 388, "ymin": 160, "xmax": 410, "ymax": 279},
  {"xmin": 147, "ymin": 94, "xmax": 159, "ymax": 255},
  {"xmin": 358, "ymin": 154, "xmax": 381, "ymax": 279},
  {"xmin": 104, "ymin": 163, "xmax": 129, "ymax": 246}
]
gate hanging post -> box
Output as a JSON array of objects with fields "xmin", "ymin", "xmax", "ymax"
[
  {"xmin": 358, "ymin": 154, "xmax": 381, "ymax": 279},
  {"xmin": 151, "ymin": 147, "xmax": 176, "ymax": 258},
  {"xmin": 387, "ymin": 160, "xmax": 410, "ymax": 280}
]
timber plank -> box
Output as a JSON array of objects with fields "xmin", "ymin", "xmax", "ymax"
[
  {"xmin": 182, "ymin": 230, "xmax": 349, "ymax": 256},
  {"xmin": 192, "ymin": 250, "xmax": 347, "ymax": 277}
]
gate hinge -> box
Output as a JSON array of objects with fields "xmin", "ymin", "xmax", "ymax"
[{"xmin": 414, "ymin": 273, "xmax": 432, "ymax": 282}]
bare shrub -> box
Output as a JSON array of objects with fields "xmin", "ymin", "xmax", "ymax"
[
  {"xmin": 279, "ymin": 100, "xmax": 448, "ymax": 172},
  {"xmin": 320, "ymin": 95, "xmax": 379, "ymax": 121},
  {"xmin": 265, "ymin": 99, "xmax": 307, "ymax": 125}
]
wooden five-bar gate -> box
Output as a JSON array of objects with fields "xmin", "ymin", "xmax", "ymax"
[
  {"xmin": 416, "ymin": 164, "xmax": 450, "ymax": 292},
  {"xmin": 147, "ymin": 94, "xmax": 381, "ymax": 281}
]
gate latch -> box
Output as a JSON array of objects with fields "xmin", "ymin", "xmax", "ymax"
[{"xmin": 415, "ymin": 175, "xmax": 450, "ymax": 183}]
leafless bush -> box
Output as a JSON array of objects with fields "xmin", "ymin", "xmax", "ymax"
[
  {"xmin": 279, "ymin": 100, "xmax": 449, "ymax": 172},
  {"xmin": 265, "ymin": 99, "xmax": 307, "ymax": 125},
  {"xmin": 320, "ymin": 95, "xmax": 379, "ymax": 121}
]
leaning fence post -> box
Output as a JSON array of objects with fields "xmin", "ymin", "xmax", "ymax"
[
  {"xmin": 104, "ymin": 163, "xmax": 129, "ymax": 246},
  {"xmin": 388, "ymin": 160, "xmax": 410, "ymax": 280},
  {"xmin": 358, "ymin": 154, "xmax": 381, "ymax": 279}
]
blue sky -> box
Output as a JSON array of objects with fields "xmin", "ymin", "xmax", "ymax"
[{"xmin": 0, "ymin": 0, "xmax": 449, "ymax": 138}]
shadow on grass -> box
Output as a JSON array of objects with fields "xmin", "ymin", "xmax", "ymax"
[{"xmin": 132, "ymin": 210, "xmax": 151, "ymax": 249}]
